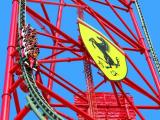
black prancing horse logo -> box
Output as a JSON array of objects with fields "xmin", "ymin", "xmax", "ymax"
[{"xmin": 89, "ymin": 36, "xmax": 120, "ymax": 69}]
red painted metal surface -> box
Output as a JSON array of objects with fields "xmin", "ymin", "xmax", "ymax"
[
  {"xmin": 74, "ymin": 92, "xmax": 136, "ymax": 120},
  {"xmin": 1, "ymin": 0, "xmax": 19, "ymax": 119},
  {"xmin": 1, "ymin": 0, "xmax": 160, "ymax": 120}
]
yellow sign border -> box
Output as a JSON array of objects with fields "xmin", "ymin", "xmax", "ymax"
[{"xmin": 78, "ymin": 18, "xmax": 128, "ymax": 81}]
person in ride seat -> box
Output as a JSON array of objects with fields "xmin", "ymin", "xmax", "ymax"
[
  {"xmin": 21, "ymin": 24, "xmax": 30, "ymax": 37},
  {"xmin": 30, "ymin": 29, "xmax": 36, "ymax": 36},
  {"xmin": 21, "ymin": 27, "xmax": 26, "ymax": 37},
  {"xmin": 23, "ymin": 45, "xmax": 39, "ymax": 71},
  {"xmin": 28, "ymin": 37, "xmax": 37, "ymax": 44},
  {"xmin": 26, "ymin": 25, "xmax": 33, "ymax": 36},
  {"xmin": 20, "ymin": 24, "xmax": 39, "ymax": 71},
  {"xmin": 26, "ymin": 24, "xmax": 31, "ymax": 31},
  {"xmin": 27, "ymin": 47, "xmax": 39, "ymax": 71},
  {"xmin": 22, "ymin": 34, "xmax": 37, "ymax": 49}
]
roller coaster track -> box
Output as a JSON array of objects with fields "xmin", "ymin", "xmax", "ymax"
[
  {"xmin": 135, "ymin": 0, "xmax": 160, "ymax": 75},
  {"xmin": 18, "ymin": 0, "xmax": 63, "ymax": 119}
]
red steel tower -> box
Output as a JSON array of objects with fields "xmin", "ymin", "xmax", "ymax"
[{"xmin": 1, "ymin": 0, "xmax": 160, "ymax": 120}]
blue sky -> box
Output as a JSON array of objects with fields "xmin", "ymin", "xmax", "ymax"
[{"xmin": 1, "ymin": 0, "xmax": 160, "ymax": 120}]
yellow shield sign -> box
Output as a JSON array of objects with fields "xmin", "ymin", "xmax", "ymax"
[{"xmin": 78, "ymin": 19, "xmax": 127, "ymax": 81}]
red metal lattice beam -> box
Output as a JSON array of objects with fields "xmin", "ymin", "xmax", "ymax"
[{"xmin": 36, "ymin": 82, "xmax": 94, "ymax": 120}]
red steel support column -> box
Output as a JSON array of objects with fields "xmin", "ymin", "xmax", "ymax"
[
  {"xmin": 128, "ymin": 2, "xmax": 160, "ymax": 94},
  {"xmin": 47, "ymin": 0, "xmax": 64, "ymax": 102},
  {"xmin": 1, "ymin": 0, "xmax": 19, "ymax": 120}
]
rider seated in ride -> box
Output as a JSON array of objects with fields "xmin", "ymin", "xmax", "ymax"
[
  {"xmin": 28, "ymin": 48, "xmax": 39, "ymax": 69},
  {"xmin": 20, "ymin": 25, "xmax": 39, "ymax": 70}
]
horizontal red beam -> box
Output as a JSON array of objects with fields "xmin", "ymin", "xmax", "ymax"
[
  {"xmin": 137, "ymin": 106, "xmax": 160, "ymax": 110},
  {"xmin": 40, "ymin": 50, "xmax": 65, "ymax": 60},
  {"xmin": 51, "ymin": 103, "xmax": 160, "ymax": 110},
  {"xmin": 37, "ymin": 31, "xmax": 71, "ymax": 43},
  {"xmin": 91, "ymin": 0, "xmax": 128, "ymax": 11},
  {"xmin": 50, "ymin": 104, "xmax": 66, "ymax": 107},
  {"xmin": 75, "ymin": 104, "xmax": 160, "ymax": 109},
  {"xmin": 27, "ymin": 0, "xmax": 85, "ymax": 8},
  {"xmin": 38, "ymin": 56, "xmax": 85, "ymax": 63},
  {"xmin": 37, "ymin": 44, "xmax": 81, "ymax": 52},
  {"xmin": 122, "ymin": 47, "xmax": 141, "ymax": 52}
]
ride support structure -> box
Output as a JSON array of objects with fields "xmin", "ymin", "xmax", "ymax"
[
  {"xmin": 1, "ymin": 0, "xmax": 160, "ymax": 120},
  {"xmin": 1, "ymin": 0, "xmax": 19, "ymax": 119}
]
